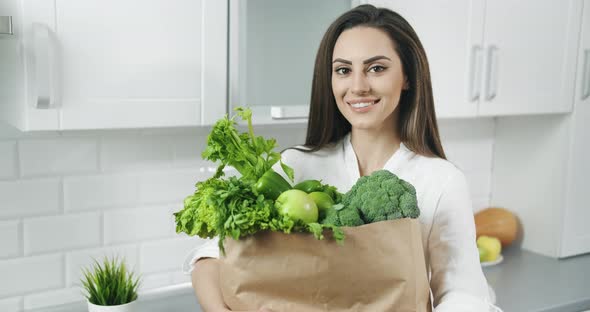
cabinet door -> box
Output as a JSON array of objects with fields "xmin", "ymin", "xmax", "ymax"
[
  {"xmin": 478, "ymin": 0, "xmax": 582, "ymax": 116},
  {"xmin": 560, "ymin": 0, "xmax": 590, "ymax": 258},
  {"xmin": 0, "ymin": 0, "xmax": 62, "ymax": 130},
  {"xmin": 229, "ymin": 0, "xmax": 351, "ymax": 124},
  {"xmin": 366, "ymin": 0, "xmax": 484, "ymax": 118},
  {"xmin": 22, "ymin": 0, "xmax": 226, "ymax": 130}
]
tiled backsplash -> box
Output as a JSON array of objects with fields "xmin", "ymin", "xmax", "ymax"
[{"xmin": 0, "ymin": 118, "xmax": 494, "ymax": 311}]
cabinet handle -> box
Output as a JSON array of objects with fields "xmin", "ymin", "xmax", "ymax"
[
  {"xmin": 583, "ymin": 49, "xmax": 590, "ymax": 100},
  {"xmin": 484, "ymin": 46, "xmax": 499, "ymax": 101},
  {"xmin": 31, "ymin": 23, "xmax": 60, "ymax": 109},
  {"xmin": 270, "ymin": 106, "xmax": 309, "ymax": 120},
  {"xmin": 469, "ymin": 45, "xmax": 483, "ymax": 101},
  {"xmin": 0, "ymin": 16, "xmax": 13, "ymax": 35}
]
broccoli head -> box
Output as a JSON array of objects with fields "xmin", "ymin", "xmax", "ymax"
[
  {"xmin": 319, "ymin": 204, "xmax": 364, "ymax": 227},
  {"xmin": 319, "ymin": 205, "xmax": 339, "ymax": 225},
  {"xmin": 342, "ymin": 170, "xmax": 419, "ymax": 223},
  {"xmin": 336, "ymin": 205, "xmax": 364, "ymax": 227}
]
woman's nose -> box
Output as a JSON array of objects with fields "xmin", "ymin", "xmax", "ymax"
[{"xmin": 351, "ymin": 72, "xmax": 370, "ymax": 94}]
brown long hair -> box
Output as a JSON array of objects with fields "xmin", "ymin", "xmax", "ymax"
[{"xmin": 302, "ymin": 4, "xmax": 446, "ymax": 159}]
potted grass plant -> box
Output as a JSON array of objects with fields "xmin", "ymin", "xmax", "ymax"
[{"xmin": 81, "ymin": 257, "xmax": 141, "ymax": 312}]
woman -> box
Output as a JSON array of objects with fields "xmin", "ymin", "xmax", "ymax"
[{"xmin": 186, "ymin": 4, "xmax": 500, "ymax": 312}]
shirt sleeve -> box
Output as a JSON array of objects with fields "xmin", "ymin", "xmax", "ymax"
[
  {"xmin": 428, "ymin": 170, "xmax": 501, "ymax": 312},
  {"xmin": 182, "ymin": 238, "xmax": 220, "ymax": 274}
]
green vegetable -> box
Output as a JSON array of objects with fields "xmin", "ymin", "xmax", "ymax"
[
  {"xmin": 254, "ymin": 169, "xmax": 292, "ymax": 200},
  {"xmin": 309, "ymin": 191, "xmax": 334, "ymax": 210},
  {"xmin": 213, "ymin": 177, "xmax": 275, "ymax": 247},
  {"xmin": 322, "ymin": 184, "xmax": 343, "ymax": 204},
  {"xmin": 293, "ymin": 180, "xmax": 343, "ymax": 204},
  {"xmin": 201, "ymin": 107, "xmax": 294, "ymax": 183},
  {"xmin": 342, "ymin": 170, "xmax": 420, "ymax": 223},
  {"xmin": 308, "ymin": 191, "xmax": 334, "ymax": 220},
  {"xmin": 293, "ymin": 180, "xmax": 323, "ymax": 193},
  {"xmin": 174, "ymin": 177, "xmax": 225, "ymax": 239},
  {"xmin": 336, "ymin": 205, "xmax": 365, "ymax": 226},
  {"xmin": 307, "ymin": 222, "xmax": 345, "ymax": 244},
  {"xmin": 174, "ymin": 107, "xmax": 345, "ymax": 251},
  {"xmin": 216, "ymin": 176, "xmax": 276, "ymax": 253},
  {"xmin": 175, "ymin": 175, "xmax": 279, "ymax": 253},
  {"xmin": 319, "ymin": 204, "xmax": 364, "ymax": 227},
  {"xmin": 275, "ymin": 189, "xmax": 319, "ymax": 224},
  {"xmin": 319, "ymin": 206, "xmax": 339, "ymax": 226}
]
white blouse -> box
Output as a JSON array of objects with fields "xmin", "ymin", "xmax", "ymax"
[{"xmin": 183, "ymin": 133, "xmax": 501, "ymax": 312}]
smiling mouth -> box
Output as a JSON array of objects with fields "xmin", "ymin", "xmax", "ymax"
[{"xmin": 348, "ymin": 99, "xmax": 380, "ymax": 108}]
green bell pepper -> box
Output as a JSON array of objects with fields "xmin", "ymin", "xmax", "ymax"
[
  {"xmin": 254, "ymin": 169, "xmax": 292, "ymax": 200},
  {"xmin": 292, "ymin": 179, "xmax": 324, "ymax": 193}
]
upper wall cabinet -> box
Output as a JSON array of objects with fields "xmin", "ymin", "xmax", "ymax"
[
  {"xmin": 228, "ymin": 0, "xmax": 351, "ymax": 125},
  {"xmin": 0, "ymin": 0, "xmax": 227, "ymax": 131},
  {"xmin": 364, "ymin": 0, "xmax": 583, "ymax": 118}
]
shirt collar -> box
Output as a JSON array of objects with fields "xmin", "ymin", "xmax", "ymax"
[{"xmin": 342, "ymin": 132, "xmax": 409, "ymax": 180}]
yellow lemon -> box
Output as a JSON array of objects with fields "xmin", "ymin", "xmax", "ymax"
[
  {"xmin": 478, "ymin": 245, "xmax": 488, "ymax": 262},
  {"xmin": 477, "ymin": 236, "xmax": 502, "ymax": 262}
]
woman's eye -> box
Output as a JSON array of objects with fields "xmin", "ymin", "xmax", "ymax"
[
  {"xmin": 368, "ymin": 65, "xmax": 386, "ymax": 73},
  {"xmin": 335, "ymin": 67, "xmax": 350, "ymax": 75}
]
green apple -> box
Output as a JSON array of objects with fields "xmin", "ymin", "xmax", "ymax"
[
  {"xmin": 275, "ymin": 189, "xmax": 318, "ymax": 223},
  {"xmin": 308, "ymin": 192, "xmax": 334, "ymax": 211}
]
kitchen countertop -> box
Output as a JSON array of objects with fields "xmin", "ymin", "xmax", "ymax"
[
  {"xmin": 483, "ymin": 247, "xmax": 590, "ymax": 312},
  {"xmin": 29, "ymin": 284, "xmax": 202, "ymax": 312},
  {"xmin": 32, "ymin": 248, "xmax": 590, "ymax": 312}
]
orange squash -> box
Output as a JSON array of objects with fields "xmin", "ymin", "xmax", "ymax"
[{"xmin": 474, "ymin": 207, "xmax": 518, "ymax": 247}]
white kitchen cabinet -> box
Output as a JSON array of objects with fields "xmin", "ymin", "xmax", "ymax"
[
  {"xmin": 490, "ymin": 0, "xmax": 590, "ymax": 258},
  {"xmin": 364, "ymin": 0, "xmax": 582, "ymax": 118},
  {"xmin": 560, "ymin": 0, "xmax": 590, "ymax": 258},
  {"xmin": 0, "ymin": 0, "xmax": 227, "ymax": 131},
  {"xmin": 228, "ymin": 0, "xmax": 351, "ymax": 125},
  {"xmin": 478, "ymin": 1, "xmax": 580, "ymax": 116}
]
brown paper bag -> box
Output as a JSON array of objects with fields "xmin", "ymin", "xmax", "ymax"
[{"xmin": 219, "ymin": 218, "xmax": 432, "ymax": 312}]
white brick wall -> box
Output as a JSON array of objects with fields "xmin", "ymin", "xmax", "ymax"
[
  {"xmin": 439, "ymin": 118, "xmax": 495, "ymax": 213},
  {"xmin": 100, "ymin": 135, "xmax": 174, "ymax": 171},
  {"xmin": 138, "ymin": 170, "xmax": 205, "ymax": 204},
  {"xmin": 64, "ymin": 173, "xmax": 139, "ymax": 212},
  {"xmin": 0, "ymin": 221, "xmax": 20, "ymax": 259},
  {"xmin": 24, "ymin": 213, "xmax": 102, "ymax": 255},
  {"xmin": 0, "ymin": 118, "xmax": 495, "ymax": 310},
  {"xmin": 0, "ymin": 254, "xmax": 64, "ymax": 297},
  {"xmin": 19, "ymin": 139, "xmax": 98, "ymax": 177},
  {"xmin": 141, "ymin": 272, "xmax": 175, "ymax": 290},
  {"xmin": 104, "ymin": 206, "xmax": 173, "ymax": 244},
  {"xmin": 0, "ymin": 297, "xmax": 22, "ymax": 312},
  {"xmin": 0, "ymin": 179, "xmax": 61, "ymax": 218},
  {"xmin": 140, "ymin": 237, "xmax": 203, "ymax": 274},
  {"xmin": 0, "ymin": 141, "xmax": 17, "ymax": 179}
]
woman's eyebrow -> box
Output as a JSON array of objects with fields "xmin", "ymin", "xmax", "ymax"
[
  {"xmin": 363, "ymin": 55, "xmax": 391, "ymax": 64},
  {"xmin": 332, "ymin": 55, "xmax": 392, "ymax": 64}
]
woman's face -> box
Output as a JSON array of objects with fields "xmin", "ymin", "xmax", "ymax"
[{"xmin": 331, "ymin": 26, "xmax": 407, "ymax": 132}]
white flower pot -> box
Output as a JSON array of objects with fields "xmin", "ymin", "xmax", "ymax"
[{"xmin": 87, "ymin": 300, "xmax": 137, "ymax": 312}]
